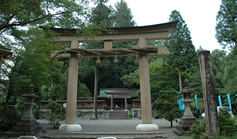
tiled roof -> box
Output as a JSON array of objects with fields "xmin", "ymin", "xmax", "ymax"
[
  {"xmin": 0, "ymin": 45, "xmax": 12, "ymax": 57},
  {"xmin": 98, "ymin": 88, "xmax": 138, "ymax": 98}
]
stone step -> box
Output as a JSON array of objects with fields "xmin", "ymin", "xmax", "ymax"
[
  {"xmin": 40, "ymin": 132, "xmax": 168, "ymax": 139},
  {"xmin": 108, "ymin": 111, "xmax": 128, "ymax": 120}
]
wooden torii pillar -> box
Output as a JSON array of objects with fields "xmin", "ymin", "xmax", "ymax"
[{"xmin": 49, "ymin": 22, "xmax": 177, "ymax": 132}]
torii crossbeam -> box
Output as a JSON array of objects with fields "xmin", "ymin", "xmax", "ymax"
[{"xmin": 49, "ymin": 21, "xmax": 177, "ymax": 132}]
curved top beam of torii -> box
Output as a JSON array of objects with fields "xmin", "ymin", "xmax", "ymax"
[
  {"xmin": 49, "ymin": 21, "xmax": 177, "ymax": 58},
  {"xmin": 49, "ymin": 21, "xmax": 177, "ymax": 42}
]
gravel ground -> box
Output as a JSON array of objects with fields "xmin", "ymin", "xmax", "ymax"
[{"xmin": 37, "ymin": 118, "xmax": 179, "ymax": 139}]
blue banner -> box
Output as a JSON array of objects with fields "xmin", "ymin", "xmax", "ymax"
[
  {"xmin": 218, "ymin": 95, "xmax": 222, "ymax": 106},
  {"xmin": 195, "ymin": 94, "xmax": 198, "ymax": 111},
  {"xmin": 178, "ymin": 97, "xmax": 185, "ymax": 110},
  {"xmin": 227, "ymin": 94, "xmax": 232, "ymax": 110}
]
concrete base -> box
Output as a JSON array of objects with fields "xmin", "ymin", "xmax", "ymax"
[
  {"xmin": 136, "ymin": 124, "xmax": 159, "ymax": 131},
  {"xmin": 59, "ymin": 124, "xmax": 82, "ymax": 132}
]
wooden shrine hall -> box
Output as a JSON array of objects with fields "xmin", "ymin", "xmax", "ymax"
[
  {"xmin": 49, "ymin": 21, "xmax": 177, "ymax": 132},
  {"xmin": 98, "ymin": 88, "xmax": 138, "ymax": 111},
  {"xmin": 0, "ymin": 45, "xmax": 12, "ymax": 76}
]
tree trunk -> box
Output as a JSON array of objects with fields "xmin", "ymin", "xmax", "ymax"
[
  {"xmin": 3, "ymin": 81, "xmax": 14, "ymax": 112},
  {"xmin": 3, "ymin": 56, "xmax": 24, "ymax": 112},
  {"xmin": 93, "ymin": 64, "xmax": 99, "ymax": 119},
  {"xmin": 170, "ymin": 120, "xmax": 173, "ymax": 127},
  {"xmin": 178, "ymin": 68, "xmax": 182, "ymax": 93}
]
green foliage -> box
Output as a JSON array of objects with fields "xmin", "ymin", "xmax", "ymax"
[
  {"xmin": 46, "ymin": 101, "xmax": 65, "ymax": 129},
  {"xmin": 0, "ymin": 0, "xmax": 87, "ymax": 35},
  {"xmin": 165, "ymin": 10, "xmax": 198, "ymax": 92},
  {"xmin": 80, "ymin": 0, "xmax": 138, "ymax": 92},
  {"xmin": 120, "ymin": 71, "xmax": 139, "ymax": 88},
  {"xmin": 219, "ymin": 109, "xmax": 237, "ymax": 136},
  {"xmin": 90, "ymin": 0, "xmax": 113, "ymax": 27},
  {"xmin": 211, "ymin": 49, "xmax": 226, "ymax": 93},
  {"xmin": 128, "ymin": 112, "xmax": 132, "ymax": 119},
  {"xmin": 78, "ymin": 82, "xmax": 91, "ymax": 100},
  {"xmin": 191, "ymin": 97, "xmax": 204, "ymax": 115},
  {"xmin": 153, "ymin": 90, "xmax": 181, "ymax": 127},
  {"xmin": 216, "ymin": 0, "xmax": 237, "ymax": 50},
  {"xmin": 33, "ymin": 105, "xmax": 40, "ymax": 119},
  {"xmin": 0, "ymin": 108, "xmax": 22, "ymax": 131},
  {"xmin": 0, "ymin": 28, "xmax": 68, "ymax": 112},
  {"xmin": 121, "ymin": 59, "xmax": 189, "ymax": 98},
  {"xmin": 221, "ymin": 52, "xmax": 237, "ymax": 94},
  {"xmin": 0, "ymin": 0, "xmax": 98, "ymax": 111},
  {"xmin": 206, "ymin": 49, "xmax": 237, "ymax": 95},
  {"xmin": 149, "ymin": 60, "xmax": 188, "ymax": 98},
  {"xmin": 113, "ymin": 0, "xmax": 135, "ymax": 27},
  {"xmin": 191, "ymin": 119, "xmax": 207, "ymax": 139},
  {"xmin": 191, "ymin": 109, "xmax": 237, "ymax": 138},
  {"xmin": 166, "ymin": 10, "xmax": 198, "ymax": 72}
]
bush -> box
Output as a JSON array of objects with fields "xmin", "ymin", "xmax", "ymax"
[
  {"xmin": 0, "ymin": 108, "xmax": 22, "ymax": 131},
  {"xmin": 128, "ymin": 112, "xmax": 132, "ymax": 119},
  {"xmin": 191, "ymin": 119, "xmax": 207, "ymax": 139},
  {"xmin": 46, "ymin": 101, "xmax": 65, "ymax": 129},
  {"xmin": 153, "ymin": 90, "xmax": 182, "ymax": 127},
  {"xmin": 33, "ymin": 105, "xmax": 40, "ymax": 119},
  {"xmin": 219, "ymin": 109, "xmax": 237, "ymax": 136},
  {"xmin": 191, "ymin": 109, "xmax": 237, "ymax": 138}
]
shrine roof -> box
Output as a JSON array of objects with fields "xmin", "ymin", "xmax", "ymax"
[
  {"xmin": 0, "ymin": 45, "xmax": 12, "ymax": 58},
  {"xmin": 98, "ymin": 88, "xmax": 138, "ymax": 98}
]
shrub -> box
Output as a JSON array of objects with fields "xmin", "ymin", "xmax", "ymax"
[
  {"xmin": 128, "ymin": 112, "xmax": 132, "ymax": 119},
  {"xmin": 191, "ymin": 119, "xmax": 207, "ymax": 139},
  {"xmin": 191, "ymin": 109, "xmax": 237, "ymax": 138},
  {"xmin": 46, "ymin": 101, "xmax": 65, "ymax": 129},
  {"xmin": 0, "ymin": 108, "xmax": 22, "ymax": 131},
  {"xmin": 153, "ymin": 90, "xmax": 182, "ymax": 127},
  {"xmin": 219, "ymin": 109, "xmax": 237, "ymax": 136}
]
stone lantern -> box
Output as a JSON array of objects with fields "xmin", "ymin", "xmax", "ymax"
[
  {"xmin": 175, "ymin": 79, "xmax": 197, "ymax": 135},
  {"xmin": 22, "ymin": 84, "xmax": 38, "ymax": 120},
  {"xmin": 10, "ymin": 84, "xmax": 41, "ymax": 136}
]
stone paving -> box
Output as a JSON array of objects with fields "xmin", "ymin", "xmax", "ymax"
[{"xmin": 36, "ymin": 118, "xmax": 180, "ymax": 139}]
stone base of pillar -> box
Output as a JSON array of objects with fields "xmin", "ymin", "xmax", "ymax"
[
  {"xmin": 59, "ymin": 124, "xmax": 82, "ymax": 132},
  {"xmin": 124, "ymin": 109, "xmax": 128, "ymax": 111},
  {"xmin": 110, "ymin": 109, "xmax": 114, "ymax": 111},
  {"xmin": 136, "ymin": 124, "xmax": 159, "ymax": 131}
]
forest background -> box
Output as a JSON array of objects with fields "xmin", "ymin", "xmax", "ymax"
[{"xmin": 0, "ymin": 0, "xmax": 236, "ymax": 117}]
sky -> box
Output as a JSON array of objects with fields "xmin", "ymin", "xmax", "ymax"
[{"xmin": 106, "ymin": 0, "xmax": 224, "ymax": 52}]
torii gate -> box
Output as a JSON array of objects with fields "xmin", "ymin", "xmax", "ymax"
[{"xmin": 50, "ymin": 22, "xmax": 177, "ymax": 132}]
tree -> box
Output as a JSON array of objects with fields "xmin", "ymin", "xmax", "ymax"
[
  {"xmin": 90, "ymin": 0, "xmax": 113, "ymax": 27},
  {"xmin": 211, "ymin": 49, "xmax": 226, "ymax": 93},
  {"xmin": 215, "ymin": 0, "xmax": 237, "ymax": 96},
  {"xmin": 121, "ymin": 59, "xmax": 190, "ymax": 99},
  {"xmin": 84, "ymin": 0, "xmax": 137, "ymax": 91},
  {"xmin": 0, "ymin": 0, "xmax": 87, "ymax": 35},
  {"xmin": 153, "ymin": 90, "xmax": 182, "ymax": 127},
  {"xmin": 218, "ymin": 109, "xmax": 237, "ymax": 136},
  {"xmin": 112, "ymin": 0, "xmax": 135, "ymax": 27},
  {"xmin": 165, "ymin": 10, "xmax": 198, "ymax": 92},
  {"xmin": 1, "ymin": 29, "xmax": 67, "ymax": 111},
  {"xmin": 46, "ymin": 101, "xmax": 65, "ymax": 129},
  {"xmin": 221, "ymin": 52, "xmax": 237, "ymax": 94},
  {"xmin": 0, "ymin": 0, "xmax": 93, "ymax": 111},
  {"xmin": 216, "ymin": 0, "xmax": 237, "ymax": 51},
  {"xmin": 86, "ymin": 0, "xmax": 113, "ymax": 119}
]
